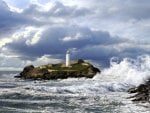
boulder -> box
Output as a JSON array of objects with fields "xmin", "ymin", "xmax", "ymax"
[{"xmin": 128, "ymin": 79, "xmax": 150, "ymax": 102}]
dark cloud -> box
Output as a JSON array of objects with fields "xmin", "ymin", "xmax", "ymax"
[
  {"xmin": 119, "ymin": 47, "xmax": 150, "ymax": 59},
  {"xmin": 0, "ymin": 0, "xmax": 90, "ymax": 38},
  {"xmin": 0, "ymin": 0, "xmax": 47, "ymax": 37},
  {"xmin": 74, "ymin": 44, "xmax": 150, "ymax": 67},
  {"xmin": 5, "ymin": 25, "xmax": 124, "ymax": 60},
  {"xmin": 0, "ymin": 1, "xmax": 30, "ymax": 37}
]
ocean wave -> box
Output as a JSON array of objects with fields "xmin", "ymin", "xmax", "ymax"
[{"xmin": 0, "ymin": 55, "xmax": 150, "ymax": 95}]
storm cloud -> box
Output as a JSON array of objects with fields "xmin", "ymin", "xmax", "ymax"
[
  {"xmin": 6, "ymin": 25, "xmax": 124, "ymax": 57},
  {"xmin": 0, "ymin": 0, "xmax": 149, "ymax": 69}
]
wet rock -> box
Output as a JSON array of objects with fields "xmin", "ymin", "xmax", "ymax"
[{"xmin": 128, "ymin": 79, "xmax": 150, "ymax": 103}]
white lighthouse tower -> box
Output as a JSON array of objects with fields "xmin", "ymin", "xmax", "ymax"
[{"xmin": 66, "ymin": 50, "xmax": 70, "ymax": 67}]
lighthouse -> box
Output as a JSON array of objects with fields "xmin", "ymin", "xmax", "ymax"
[{"xmin": 66, "ymin": 50, "xmax": 70, "ymax": 67}]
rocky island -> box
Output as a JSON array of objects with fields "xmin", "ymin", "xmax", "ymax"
[
  {"xmin": 128, "ymin": 79, "xmax": 150, "ymax": 103},
  {"xmin": 16, "ymin": 59, "xmax": 100, "ymax": 80}
]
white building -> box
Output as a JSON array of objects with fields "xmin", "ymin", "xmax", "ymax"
[{"xmin": 66, "ymin": 50, "xmax": 70, "ymax": 67}]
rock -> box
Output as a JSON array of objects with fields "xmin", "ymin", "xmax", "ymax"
[
  {"xmin": 16, "ymin": 59, "xmax": 100, "ymax": 80},
  {"xmin": 128, "ymin": 79, "xmax": 150, "ymax": 103},
  {"xmin": 128, "ymin": 87, "xmax": 137, "ymax": 94},
  {"xmin": 24, "ymin": 65, "xmax": 34, "ymax": 71},
  {"xmin": 77, "ymin": 59, "xmax": 85, "ymax": 64}
]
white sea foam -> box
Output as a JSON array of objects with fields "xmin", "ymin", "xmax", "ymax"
[{"xmin": 94, "ymin": 55, "xmax": 150, "ymax": 87}]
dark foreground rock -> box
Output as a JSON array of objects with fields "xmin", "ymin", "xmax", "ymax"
[
  {"xmin": 128, "ymin": 79, "xmax": 150, "ymax": 103},
  {"xmin": 16, "ymin": 59, "xmax": 100, "ymax": 80}
]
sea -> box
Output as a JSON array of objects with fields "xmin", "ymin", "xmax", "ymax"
[{"xmin": 0, "ymin": 55, "xmax": 150, "ymax": 113}]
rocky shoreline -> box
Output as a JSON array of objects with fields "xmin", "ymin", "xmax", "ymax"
[
  {"xmin": 15, "ymin": 59, "xmax": 100, "ymax": 80},
  {"xmin": 128, "ymin": 79, "xmax": 150, "ymax": 103}
]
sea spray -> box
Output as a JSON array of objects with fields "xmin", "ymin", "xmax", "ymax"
[{"xmin": 94, "ymin": 55, "xmax": 150, "ymax": 87}]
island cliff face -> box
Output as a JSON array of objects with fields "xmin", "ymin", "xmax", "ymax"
[{"xmin": 16, "ymin": 59, "xmax": 100, "ymax": 80}]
